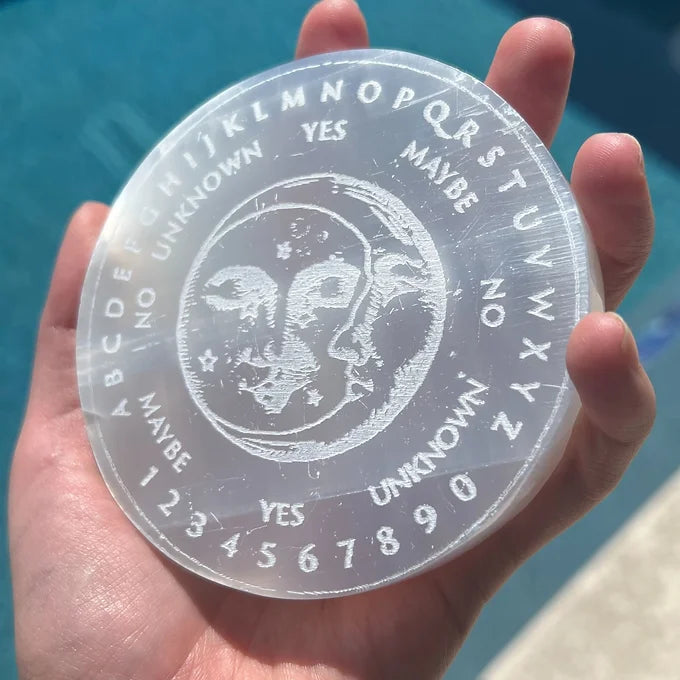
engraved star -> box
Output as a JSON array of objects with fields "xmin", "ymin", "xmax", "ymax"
[
  {"xmin": 198, "ymin": 348, "xmax": 218, "ymax": 372},
  {"xmin": 276, "ymin": 240, "xmax": 292, "ymax": 260},
  {"xmin": 306, "ymin": 388, "xmax": 323, "ymax": 407}
]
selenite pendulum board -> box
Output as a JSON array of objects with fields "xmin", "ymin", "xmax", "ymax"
[{"xmin": 77, "ymin": 50, "xmax": 601, "ymax": 598}]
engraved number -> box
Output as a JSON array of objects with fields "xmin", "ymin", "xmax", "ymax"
[
  {"xmin": 298, "ymin": 543, "xmax": 320, "ymax": 573},
  {"xmin": 220, "ymin": 533, "xmax": 240, "ymax": 557},
  {"xmin": 336, "ymin": 538, "xmax": 355, "ymax": 569},
  {"xmin": 140, "ymin": 465, "xmax": 158, "ymax": 487},
  {"xmin": 376, "ymin": 526, "xmax": 400, "ymax": 556},
  {"xmin": 158, "ymin": 488, "xmax": 180, "ymax": 517},
  {"xmin": 257, "ymin": 541, "xmax": 277, "ymax": 568},
  {"xmin": 450, "ymin": 473, "xmax": 477, "ymax": 501},
  {"xmin": 186, "ymin": 511, "xmax": 207, "ymax": 538},
  {"xmin": 414, "ymin": 504, "xmax": 438, "ymax": 534}
]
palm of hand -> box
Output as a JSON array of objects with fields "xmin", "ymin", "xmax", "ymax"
[
  {"xmin": 13, "ymin": 425, "xmax": 459, "ymax": 679},
  {"xmin": 10, "ymin": 3, "xmax": 655, "ymax": 679}
]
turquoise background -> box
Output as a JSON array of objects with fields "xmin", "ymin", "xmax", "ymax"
[{"xmin": 1, "ymin": 1, "xmax": 679, "ymax": 677}]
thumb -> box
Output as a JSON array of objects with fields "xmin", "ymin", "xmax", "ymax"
[{"xmin": 26, "ymin": 202, "xmax": 109, "ymax": 425}]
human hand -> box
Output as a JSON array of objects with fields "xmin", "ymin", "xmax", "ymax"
[{"xmin": 10, "ymin": 1, "xmax": 655, "ymax": 678}]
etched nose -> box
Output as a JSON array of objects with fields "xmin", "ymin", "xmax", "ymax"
[
  {"xmin": 329, "ymin": 326, "xmax": 371, "ymax": 365},
  {"xmin": 247, "ymin": 335, "xmax": 318, "ymax": 414}
]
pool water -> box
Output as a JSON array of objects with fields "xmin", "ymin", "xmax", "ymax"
[{"xmin": 1, "ymin": 1, "xmax": 679, "ymax": 677}]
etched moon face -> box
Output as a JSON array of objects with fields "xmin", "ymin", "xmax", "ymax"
[{"xmin": 177, "ymin": 175, "xmax": 447, "ymax": 462}]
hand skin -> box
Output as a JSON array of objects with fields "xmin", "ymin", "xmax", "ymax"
[{"xmin": 9, "ymin": 2, "xmax": 655, "ymax": 679}]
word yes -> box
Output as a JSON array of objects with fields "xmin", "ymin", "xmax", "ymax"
[
  {"xmin": 301, "ymin": 119, "xmax": 347, "ymax": 143},
  {"xmin": 259, "ymin": 499, "xmax": 305, "ymax": 527}
]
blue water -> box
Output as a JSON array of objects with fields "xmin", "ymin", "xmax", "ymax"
[{"xmin": 1, "ymin": 1, "xmax": 679, "ymax": 677}]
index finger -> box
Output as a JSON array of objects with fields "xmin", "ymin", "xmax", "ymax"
[{"xmin": 296, "ymin": 0, "xmax": 369, "ymax": 59}]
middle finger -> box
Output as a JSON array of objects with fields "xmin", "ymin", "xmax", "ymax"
[{"xmin": 486, "ymin": 18, "xmax": 574, "ymax": 147}]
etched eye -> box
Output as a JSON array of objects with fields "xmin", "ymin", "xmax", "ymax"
[
  {"xmin": 203, "ymin": 265, "xmax": 278, "ymax": 326},
  {"xmin": 318, "ymin": 276, "xmax": 344, "ymax": 300},
  {"xmin": 287, "ymin": 259, "xmax": 361, "ymax": 328}
]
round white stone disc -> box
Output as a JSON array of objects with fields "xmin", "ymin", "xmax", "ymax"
[{"xmin": 77, "ymin": 49, "xmax": 602, "ymax": 598}]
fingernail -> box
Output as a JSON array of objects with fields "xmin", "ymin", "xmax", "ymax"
[
  {"xmin": 618, "ymin": 133, "xmax": 644, "ymax": 170},
  {"xmin": 534, "ymin": 17, "xmax": 572, "ymax": 42},
  {"xmin": 559, "ymin": 20, "xmax": 573, "ymax": 42},
  {"xmin": 607, "ymin": 312, "xmax": 638, "ymax": 360}
]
